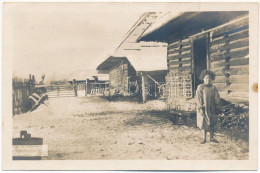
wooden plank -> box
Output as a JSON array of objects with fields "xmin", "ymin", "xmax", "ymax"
[
  {"xmin": 213, "ymin": 17, "xmax": 249, "ymax": 36},
  {"xmin": 168, "ymin": 41, "xmax": 180, "ymax": 50},
  {"xmin": 229, "ymin": 65, "xmax": 249, "ymax": 75},
  {"xmin": 229, "ymin": 56, "xmax": 249, "ymax": 66},
  {"xmin": 229, "ymin": 75, "xmax": 249, "ymax": 83},
  {"xmin": 211, "ymin": 59, "xmax": 226, "ymax": 69},
  {"xmin": 228, "ymin": 37, "xmax": 249, "ymax": 50},
  {"xmin": 229, "ymin": 46, "xmax": 249, "ymax": 58},
  {"xmin": 229, "ymin": 29, "xmax": 249, "ymax": 42}
]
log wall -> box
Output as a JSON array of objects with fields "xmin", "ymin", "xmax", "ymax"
[
  {"xmin": 209, "ymin": 16, "xmax": 249, "ymax": 102},
  {"xmin": 109, "ymin": 62, "xmax": 129, "ymax": 95}
]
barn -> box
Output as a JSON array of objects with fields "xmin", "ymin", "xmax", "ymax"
[
  {"xmin": 97, "ymin": 12, "xmax": 168, "ymax": 102},
  {"xmin": 97, "ymin": 43, "xmax": 167, "ymax": 102},
  {"xmin": 138, "ymin": 11, "xmax": 249, "ymax": 113}
]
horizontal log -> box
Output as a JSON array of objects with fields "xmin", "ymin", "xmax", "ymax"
[
  {"xmin": 229, "ymin": 46, "xmax": 249, "ymax": 58},
  {"xmin": 229, "ymin": 75, "xmax": 249, "ymax": 83},
  {"xmin": 214, "ymin": 83, "xmax": 249, "ymax": 92},
  {"xmin": 210, "ymin": 36, "xmax": 226, "ymax": 46},
  {"xmin": 214, "ymin": 83, "xmax": 228, "ymax": 91},
  {"xmin": 213, "ymin": 17, "xmax": 249, "ymax": 36},
  {"xmin": 181, "ymin": 52, "xmax": 192, "ymax": 59},
  {"xmin": 229, "ymin": 56, "xmax": 249, "ymax": 66},
  {"xmin": 214, "ymin": 75, "xmax": 227, "ymax": 83},
  {"xmin": 181, "ymin": 45, "xmax": 192, "ymax": 52},
  {"xmin": 211, "ymin": 67, "xmax": 226, "ymax": 76},
  {"xmin": 181, "ymin": 60, "xmax": 191, "ymax": 66},
  {"xmin": 229, "ymin": 29, "xmax": 249, "ymax": 42},
  {"xmin": 227, "ymin": 83, "xmax": 249, "ymax": 92},
  {"xmin": 169, "ymin": 63, "xmax": 180, "ymax": 68},
  {"xmin": 168, "ymin": 53, "xmax": 180, "ymax": 60},
  {"xmin": 168, "ymin": 58, "xmax": 179, "ymax": 63},
  {"xmin": 219, "ymin": 91, "xmax": 248, "ymax": 98},
  {"xmin": 181, "ymin": 63, "xmax": 191, "ymax": 67},
  {"xmin": 179, "ymin": 66, "xmax": 191, "ymax": 72},
  {"xmin": 168, "ymin": 41, "xmax": 180, "ymax": 50},
  {"xmin": 210, "ymin": 52, "xmax": 226, "ymax": 62},
  {"xmin": 210, "ymin": 43, "xmax": 226, "ymax": 54},
  {"xmin": 219, "ymin": 91, "xmax": 249, "ymax": 103},
  {"xmin": 228, "ymin": 37, "xmax": 249, "ymax": 50},
  {"xmin": 181, "ymin": 49, "xmax": 191, "ymax": 55},
  {"xmin": 168, "ymin": 48, "xmax": 180, "ymax": 54},
  {"xmin": 229, "ymin": 65, "xmax": 249, "ymax": 75},
  {"xmin": 211, "ymin": 59, "xmax": 227, "ymax": 69},
  {"xmin": 169, "ymin": 66, "xmax": 179, "ymax": 72},
  {"xmin": 181, "ymin": 56, "xmax": 191, "ymax": 62},
  {"xmin": 181, "ymin": 38, "xmax": 191, "ymax": 47}
]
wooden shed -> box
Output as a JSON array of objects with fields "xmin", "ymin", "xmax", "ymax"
[{"xmin": 138, "ymin": 11, "xmax": 249, "ymax": 113}]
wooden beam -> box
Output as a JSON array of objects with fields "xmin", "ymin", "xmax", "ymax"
[{"xmin": 141, "ymin": 73, "xmax": 147, "ymax": 103}]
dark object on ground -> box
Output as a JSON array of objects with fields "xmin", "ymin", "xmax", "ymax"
[{"xmin": 28, "ymin": 93, "xmax": 48, "ymax": 112}]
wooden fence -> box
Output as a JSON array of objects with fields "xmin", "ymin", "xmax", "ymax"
[{"xmin": 12, "ymin": 78, "xmax": 34, "ymax": 115}]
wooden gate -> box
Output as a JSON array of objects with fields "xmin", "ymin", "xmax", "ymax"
[{"xmin": 46, "ymin": 85, "xmax": 75, "ymax": 98}]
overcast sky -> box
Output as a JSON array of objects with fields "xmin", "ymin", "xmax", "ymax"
[{"xmin": 6, "ymin": 3, "xmax": 143, "ymax": 81}]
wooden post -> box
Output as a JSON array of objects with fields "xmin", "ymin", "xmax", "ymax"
[
  {"xmin": 206, "ymin": 32, "xmax": 212, "ymax": 70},
  {"xmin": 86, "ymin": 78, "xmax": 89, "ymax": 96},
  {"xmin": 73, "ymin": 79, "xmax": 78, "ymax": 97},
  {"xmin": 141, "ymin": 73, "xmax": 146, "ymax": 103}
]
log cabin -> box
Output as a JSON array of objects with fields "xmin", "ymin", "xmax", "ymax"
[
  {"xmin": 96, "ymin": 43, "xmax": 168, "ymax": 102},
  {"xmin": 138, "ymin": 11, "xmax": 249, "ymax": 113}
]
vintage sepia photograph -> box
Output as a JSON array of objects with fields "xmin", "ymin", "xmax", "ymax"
[{"xmin": 2, "ymin": 2, "xmax": 258, "ymax": 170}]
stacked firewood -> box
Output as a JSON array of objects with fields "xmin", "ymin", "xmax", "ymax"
[{"xmin": 217, "ymin": 102, "xmax": 249, "ymax": 140}]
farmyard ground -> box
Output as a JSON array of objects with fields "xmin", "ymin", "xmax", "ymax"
[{"xmin": 13, "ymin": 96, "xmax": 249, "ymax": 160}]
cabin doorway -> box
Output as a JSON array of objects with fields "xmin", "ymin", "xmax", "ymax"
[{"xmin": 193, "ymin": 37, "xmax": 208, "ymax": 92}]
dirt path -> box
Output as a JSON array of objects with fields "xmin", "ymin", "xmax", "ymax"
[{"xmin": 13, "ymin": 96, "xmax": 249, "ymax": 160}]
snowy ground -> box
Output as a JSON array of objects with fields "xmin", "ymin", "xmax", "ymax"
[{"xmin": 13, "ymin": 96, "xmax": 249, "ymax": 160}]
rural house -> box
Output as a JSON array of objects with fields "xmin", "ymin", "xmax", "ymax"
[
  {"xmin": 138, "ymin": 11, "xmax": 249, "ymax": 113},
  {"xmin": 97, "ymin": 12, "xmax": 168, "ymax": 102}
]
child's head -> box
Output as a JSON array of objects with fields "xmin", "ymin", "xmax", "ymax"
[{"xmin": 199, "ymin": 70, "xmax": 216, "ymax": 85}]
